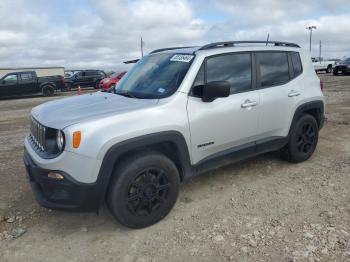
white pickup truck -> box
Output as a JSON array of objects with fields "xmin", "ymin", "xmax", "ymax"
[{"xmin": 312, "ymin": 57, "xmax": 336, "ymax": 73}]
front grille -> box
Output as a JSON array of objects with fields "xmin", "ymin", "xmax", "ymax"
[{"xmin": 30, "ymin": 117, "xmax": 47, "ymax": 151}]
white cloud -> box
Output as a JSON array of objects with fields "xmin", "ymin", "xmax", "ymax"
[{"xmin": 0, "ymin": 0, "xmax": 349, "ymax": 70}]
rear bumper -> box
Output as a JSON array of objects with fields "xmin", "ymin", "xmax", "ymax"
[
  {"xmin": 23, "ymin": 149, "xmax": 102, "ymax": 212},
  {"xmin": 319, "ymin": 115, "xmax": 325, "ymax": 130}
]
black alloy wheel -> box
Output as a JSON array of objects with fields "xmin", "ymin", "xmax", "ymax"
[
  {"xmin": 107, "ymin": 151, "xmax": 180, "ymax": 228},
  {"xmin": 126, "ymin": 168, "xmax": 170, "ymax": 216},
  {"xmin": 281, "ymin": 114, "xmax": 319, "ymax": 163},
  {"xmin": 296, "ymin": 122, "xmax": 316, "ymax": 154}
]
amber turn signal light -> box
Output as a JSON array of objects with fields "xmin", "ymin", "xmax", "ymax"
[
  {"xmin": 72, "ymin": 131, "xmax": 81, "ymax": 148},
  {"xmin": 47, "ymin": 172, "xmax": 64, "ymax": 180}
]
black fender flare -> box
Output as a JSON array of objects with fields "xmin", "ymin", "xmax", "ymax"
[
  {"xmin": 95, "ymin": 131, "xmax": 192, "ymax": 205},
  {"xmin": 288, "ymin": 100, "xmax": 325, "ymax": 136}
]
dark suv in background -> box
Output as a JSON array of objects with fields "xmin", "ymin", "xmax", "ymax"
[
  {"xmin": 64, "ymin": 70, "xmax": 106, "ymax": 90},
  {"xmin": 333, "ymin": 58, "xmax": 350, "ymax": 75}
]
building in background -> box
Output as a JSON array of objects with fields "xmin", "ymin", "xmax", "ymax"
[{"xmin": 0, "ymin": 67, "xmax": 65, "ymax": 78}]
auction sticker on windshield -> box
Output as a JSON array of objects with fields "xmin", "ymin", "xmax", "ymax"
[{"xmin": 170, "ymin": 54, "xmax": 194, "ymax": 63}]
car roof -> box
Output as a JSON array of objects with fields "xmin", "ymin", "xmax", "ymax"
[{"xmin": 5, "ymin": 71, "xmax": 34, "ymax": 75}]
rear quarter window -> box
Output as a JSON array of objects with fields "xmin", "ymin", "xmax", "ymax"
[{"xmin": 291, "ymin": 52, "xmax": 303, "ymax": 77}]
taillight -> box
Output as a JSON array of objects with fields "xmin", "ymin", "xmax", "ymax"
[
  {"xmin": 320, "ymin": 80, "xmax": 324, "ymax": 92},
  {"xmin": 60, "ymin": 76, "xmax": 65, "ymax": 84}
]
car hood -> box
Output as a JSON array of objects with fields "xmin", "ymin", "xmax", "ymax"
[
  {"xmin": 64, "ymin": 75, "xmax": 75, "ymax": 80},
  {"xmin": 31, "ymin": 92, "xmax": 159, "ymax": 129}
]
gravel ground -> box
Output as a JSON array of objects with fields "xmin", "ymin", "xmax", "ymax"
[{"xmin": 0, "ymin": 75, "xmax": 350, "ymax": 262}]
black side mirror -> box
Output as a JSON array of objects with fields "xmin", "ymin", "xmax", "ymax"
[
  {"xmin": 201, "ymin": 81, "xmax": 230, "ymax": 102},
  {"xmin": 1, "ymin": 80, "xmax": 6, "ymax": 84}
]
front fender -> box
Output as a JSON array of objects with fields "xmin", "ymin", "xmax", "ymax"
[{"xmin": 94, "ymin": 131, "xmax": 192, "ymax": 206}]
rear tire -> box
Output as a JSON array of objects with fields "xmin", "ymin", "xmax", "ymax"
[
  {"xmin": 42, "ymin": 85, "xmax": 55, "ymax": 97},
  {"xmin": 281, "ymin": 114, "xmax": 319, "ymax": 163},
  {"xmin": 107, "ymin": 151, "xmax": 180, "ymax": 228}
]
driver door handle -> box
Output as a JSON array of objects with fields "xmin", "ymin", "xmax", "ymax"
[
  {"xmin": 241, "ymin": 99, "xmax": 257, "ymax": 108},
  {"xmin": 288, "ymin": 90, "xmax": 301, "ymax": 97}
]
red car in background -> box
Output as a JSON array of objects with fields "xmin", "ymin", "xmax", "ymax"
[{"xmin": 99, "ymin": 71, "xmax": 126, "ymax": 91}]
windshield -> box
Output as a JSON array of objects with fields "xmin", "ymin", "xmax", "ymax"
[
  {"xmin": 110, "ymin": 72, "xmax": 119, "ymax": 78},
  {"xmin": 344, "ymin": 58, "xmax": 350, "ymax": 65},
  {"xmin": 113, "ymin": 53, "xmax": 194, "ymax": 99},
  {"xmin": 338, "ymin": 58, "xmax": 350, "ymax": 65}
]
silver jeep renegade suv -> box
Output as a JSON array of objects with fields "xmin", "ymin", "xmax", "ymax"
[{"xmin": 23, "ymin": 41, "xmax": 325, "ymax": 228}]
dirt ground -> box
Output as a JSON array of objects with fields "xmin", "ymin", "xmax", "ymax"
[{"xmin": 0, "ymin": 75, "xmax": 350, "ymax": 262}]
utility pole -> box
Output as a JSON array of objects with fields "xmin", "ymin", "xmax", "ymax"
[
  {"xmin": 266, "ymin": 33, "xmax": 270, "ymax": 46},
  {"xmin": 140, "ymin": 37, "xmax": 144, "ymax": 58},
  {"xmin": 319, "ymin": 40, "xmax": 322, "ymax": 61},
  {"xmin": 306, "ymin": 26, "xmax": 316, "ymax": 53}
]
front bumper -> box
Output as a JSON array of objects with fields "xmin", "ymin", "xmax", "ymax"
[
  {"xmin": 23, "ymin": 149, "xmax": 102, "ymax": 212},
  {"xmin": 99, "ymin": 82, "xmax": 110, "ymax": 90}
]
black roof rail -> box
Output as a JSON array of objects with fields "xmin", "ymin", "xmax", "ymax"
[
  {"xmin": 198, "ymin": 41, "xmax": 300, "ymax": 50},
  {"xmin": 150, "ymin": 46, "xmax": 196, "ymax": 54},
  {"xmin": 123, "ymin": 59, "xmax": 139, "ymax": 64}
]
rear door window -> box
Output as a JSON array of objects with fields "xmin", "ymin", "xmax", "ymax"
[
  {"xmin": 86, "ymin": 71, "xmax": 101, "ymax": 76},
  {"xmin": 20, "ymin": 73, "xmax": 34, "ymax": 81},
  {"xmin": 257, "ymin": 52, "xmax": 290, "ymax": 87}
]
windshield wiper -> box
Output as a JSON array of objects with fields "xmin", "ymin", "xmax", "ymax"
[{"xmin": 114, "ymin": 91, "xmax": 138, "ymax": 98}]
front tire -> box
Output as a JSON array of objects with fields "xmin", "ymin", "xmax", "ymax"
[
  {"xmin": 281, "ymin": 114, "xmax": 319, "ymax": 163},
  {"xmin": 107, "ymin": 151, "xmax": 180, "ymax": 228},
  {"xmin": 65, "ymin": 83, "xmax": 73, "ymax": 91},
  {"xmin": 326, "ymin": 65, "xmax": 332, "ymax": 74},
  {"xmin": 94, "ymin": 80, "xmax": 100, "ymax": 89}
]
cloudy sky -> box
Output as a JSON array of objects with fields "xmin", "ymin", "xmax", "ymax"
[{"xmin": 0, "ymin": 0, "xmax": 349, "ymax": 70}]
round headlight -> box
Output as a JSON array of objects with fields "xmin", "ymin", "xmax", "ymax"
[{"xmin": 56, "ymin": 130, "xmax": 65, "ymax": 151}]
